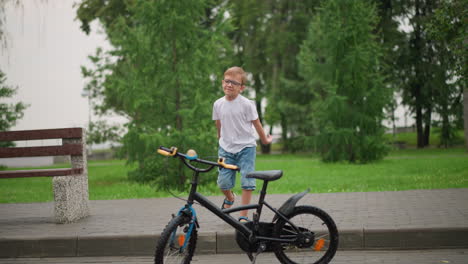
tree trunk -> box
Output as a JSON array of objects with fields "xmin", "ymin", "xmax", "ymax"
[
  {"xmin": 280, "ymin": 113, "xmax": 288, "ymax": 152},
  {"xmin": 416, "ymin": 104, "xmax": 425, "ymax": 148},
  {"xmin": 254, "ymin": 74, "xmax": 271, "ymax": 154},
  {"xmin": 423, "ymin": 109, "xmax": 431, "ymax": 147},
  {"xmin": 464, "ymin": 88, "xmax": 468, "ymax": 151},
  {"xmin": 272, "ymin": 52, "xmax": 287, "ymax": 152},
  {"xmin": 414, "ymin": 0, "xmax": 425, "ymax": 149}
]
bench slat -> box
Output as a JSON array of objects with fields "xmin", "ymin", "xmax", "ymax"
[
  {"xmin": 0, "ymin": 168, "xmax": 84, "ymax": 178},
  {"xmin": 0, "ymin": 128, "xmax": 82, "ymax": 141},
  {"xmin": 0, "ymin": 144, "xmax": 83, "ymax": 158}
]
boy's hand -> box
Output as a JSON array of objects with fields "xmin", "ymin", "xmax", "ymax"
[
  {"xmin": 262, "ymin": 134, "xmax": 273, "ymax": 145},
  {"xmin": 252, "ymin": 119, "xmax": 274, "ymax": 145}
]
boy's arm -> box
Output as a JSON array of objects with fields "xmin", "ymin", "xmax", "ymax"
[
  {"xmin": 215, "ymin": 120, "xmax": 221, "ymax": 139},
  {"xmin": 252, "ymin": 119, "xmax": 273, "ymax": 145}
]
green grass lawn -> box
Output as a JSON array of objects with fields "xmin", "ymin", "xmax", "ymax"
[
  {"xmin": 0, "ymin": 160, "xmax": 159, "ymax": 203},
  {"xmin": 1, "ymin": 147, "xmax": 467, "ymax": 203},
  {"xmin": 257, "ymin": 148, "xmax": 468, "ymax": 194}
]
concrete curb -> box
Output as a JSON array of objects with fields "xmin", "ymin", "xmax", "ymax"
[{"xmin": 1, "ymin": 228, "xmax": 468, "ymax": 258}]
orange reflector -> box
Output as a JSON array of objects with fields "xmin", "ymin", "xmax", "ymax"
[
  {"xmin": 314, "ymin": 239, "xmax": 325, "ymax": 251},
  {"xmin": 178, "ymin": 235, "xmax": 185, "ymax": 246}
]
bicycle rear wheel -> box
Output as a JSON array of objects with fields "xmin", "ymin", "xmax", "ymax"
[
  {"xmin": 273, "ymin": 206, "xmax": 338, "ymax": 264},
  {"xmin": 154, "ymin": 214, "xmax": 197, "ymax": 264}
]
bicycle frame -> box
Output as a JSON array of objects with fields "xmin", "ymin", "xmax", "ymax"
[
  {"xmin": 182, "ymin": 165, "xmax": 300, "ymax": 244},
  {"xmin": 158, "ymin": 146, "xmax": 339, "ymax": 264}
]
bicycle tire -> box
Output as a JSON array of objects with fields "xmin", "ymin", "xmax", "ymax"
[
  {"xmin": 154, "ymin": 214, "xmax": 198, "ymax": 264},
  {"xmin": 273, "ymin": 206, "xmax": 338, "ymax": 264}
]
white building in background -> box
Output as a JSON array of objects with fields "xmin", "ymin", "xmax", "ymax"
[
  {"xmin": 1, "ymin": 1, "xmax": 125, "ymax": 131},
  {"xmin": 0, "ymin": 1, "xmax": 119, "ymax": 167},
  {"xmin": 0, "ymin": 1, "xmax": 110, "ymax": 132}
]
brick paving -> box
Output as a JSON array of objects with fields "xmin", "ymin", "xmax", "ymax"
[
  {"xmin": 1, "ymin": 189, "xmax": 468, "ymax": 257},
  {"xmin": 0, "ymin": 249, "xmax": 467, "ymax": 264}
]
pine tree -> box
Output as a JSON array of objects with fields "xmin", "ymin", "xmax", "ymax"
[
  {"xmin": 428, "ymin": 0, "xmax": 466, "ymax": 148},
  {"xmin": 298, "ymin": 0, "xmax": 391, "ymax": 163},
  {"xmin": 81, "ymin": 1, "xmax": 232, "ymax": 187}
]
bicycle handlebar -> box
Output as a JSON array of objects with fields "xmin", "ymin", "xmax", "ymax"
[{"xmin": 157, "ymin": 146, "xmax": 240, "ymax": 171}]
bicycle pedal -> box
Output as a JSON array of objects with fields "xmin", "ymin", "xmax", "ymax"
[
  {"xmin": 251, "ymin": 252, "xmax": 260, "ymax": 264},
  {"xmin": 250, "ymin": 242, "xmax": 267, "ymax": 264},
  {"xmin": 257, "ymin": 242, "xmax": 267, "ymax": 253},
  {"xmin": 251, "ymin": 255, "xmax": 257, "ymax": 264}
]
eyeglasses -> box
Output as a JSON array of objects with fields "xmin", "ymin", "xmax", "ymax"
[{"xmin": 223, "ymin": 79, "xmax": 242, "ymax": 86}]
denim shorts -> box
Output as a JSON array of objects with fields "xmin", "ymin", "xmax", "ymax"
[{"xmin": 217, "ymin": 146, "xmax": 256, "ymax": 190}]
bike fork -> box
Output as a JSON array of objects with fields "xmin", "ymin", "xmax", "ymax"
[{"xmin": 171, "ymin": 205, "xmax": 198, "ymax": 252}]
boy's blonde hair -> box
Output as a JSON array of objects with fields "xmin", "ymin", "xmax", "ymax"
[{"xmin": 224, "ymin": 66, "xmax": 247, "ymax": 85}]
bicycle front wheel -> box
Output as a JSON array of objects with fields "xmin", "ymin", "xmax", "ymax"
[
  {"xmin": 154, "ymin": 214, "xmax": 197, "ymax": 264},
  {"xmin": 273, "ymin": 206, "xmax": 338, "ymax": 264}
]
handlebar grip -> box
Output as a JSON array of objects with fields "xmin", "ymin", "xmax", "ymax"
[
  {"xmin": 218, "ymin": 158, "xmax": 239, "ymax": 170},
  {"xmin": 157, "ymin": 147, "xmax": 178, "ymax": 157}
]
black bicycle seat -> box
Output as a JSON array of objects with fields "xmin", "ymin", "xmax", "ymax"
[{"xmin": 246, "ymin": 170, "xmax": 283, "ymax": 181}]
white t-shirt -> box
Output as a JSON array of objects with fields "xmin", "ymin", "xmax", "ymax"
[{"xmin": 212, "ymin": 95, "xmax": 259, "ymax": 154}]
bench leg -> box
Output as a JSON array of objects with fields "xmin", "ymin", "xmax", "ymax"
[
  {"xmin": 53, "ymin": 174, "xmax": 90, "ymax": 223},
  {"xmin": 54, "ymin": 129, "xmax": 90, "ymax": 224}
]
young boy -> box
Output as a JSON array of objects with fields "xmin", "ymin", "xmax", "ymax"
[{"xmin": 212, "ymin": 66, "xmax": 273, "ymax": 222}]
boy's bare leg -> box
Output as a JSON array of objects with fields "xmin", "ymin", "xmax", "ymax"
[
  {"xmin": 240, "ymin": 189, "xmax": 252, "ymax": 218},
  {"xmin": 221, "ymin": 189, "xmax": 235, "ymax": 209}
]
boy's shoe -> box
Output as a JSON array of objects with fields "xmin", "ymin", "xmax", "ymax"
[
  {"xmin": 238, "ymin": 216, "xmax": 250, "ymax": 223},
  {"xmin": 221, "ymin": 191, "xmax": 236, "ymax": 209}
]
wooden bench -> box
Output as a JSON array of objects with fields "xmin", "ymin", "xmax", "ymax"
[{"xmin": 0, "ymin": 127, "xmax": 90, "ymax": 223}]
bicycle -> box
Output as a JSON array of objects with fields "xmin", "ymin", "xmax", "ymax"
[{"xmin": 154, "ymin": 146, "xmax": 339, "ymax": 264}]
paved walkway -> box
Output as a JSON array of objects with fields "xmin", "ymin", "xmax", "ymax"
[
  {"xmin": 1, "ymin": 249, "xmax": 468, "ymax": 264},
  {"xmin": 1, "ymin": 189, "xmax": 468, "ymax": 257}
]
